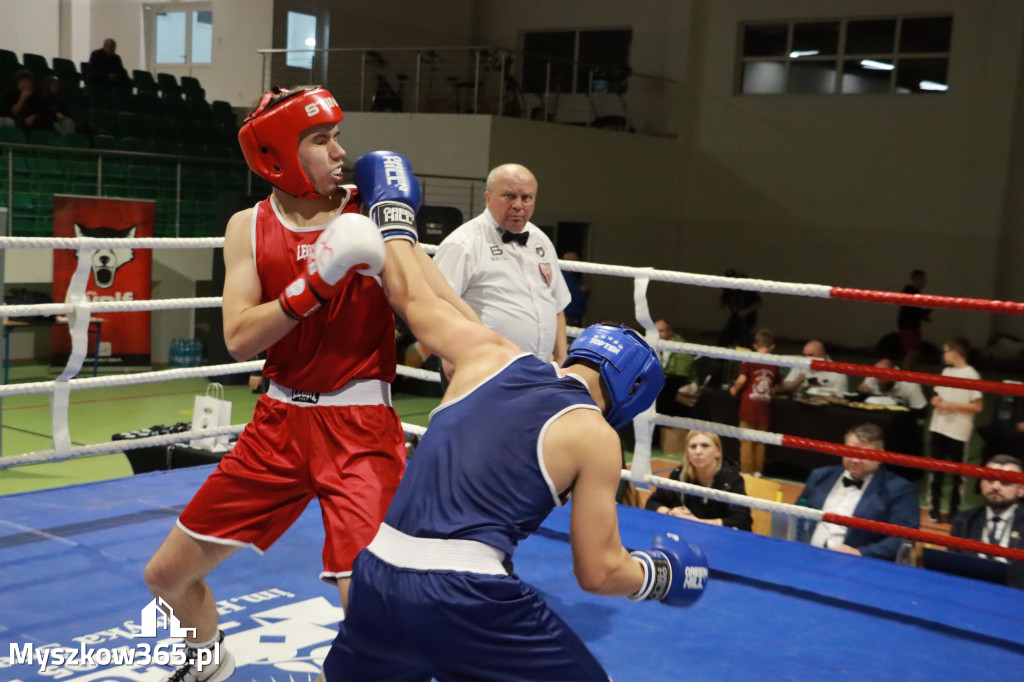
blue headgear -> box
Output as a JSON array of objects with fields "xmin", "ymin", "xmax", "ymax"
[{"xmin": 563, "ymin": 324, "xmax": 665, "ymax": 430}]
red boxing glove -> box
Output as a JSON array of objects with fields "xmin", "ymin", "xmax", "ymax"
[{"xmin": 279, "ymin": 213, "xmax": 385, "ymax": 320}]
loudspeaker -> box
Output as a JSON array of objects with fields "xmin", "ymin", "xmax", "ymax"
[{"xmin": 416, "ymin": 205, "xmax": 464, "ymax": 245}]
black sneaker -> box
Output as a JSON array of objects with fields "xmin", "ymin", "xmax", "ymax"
[
  {"xmin": 166, "ymin": 631, "xmax": 235, "ymax": 682},
  {"xmin": 928, "ymin": 509, "xmax": 940, "ymax": 523}
]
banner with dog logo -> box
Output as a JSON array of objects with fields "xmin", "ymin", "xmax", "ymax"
[{"xmin": 51, "ymin": 196, "xmax": 154, "ymax": 368}]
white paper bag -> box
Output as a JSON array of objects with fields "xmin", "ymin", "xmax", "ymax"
[{"xmin": 190, "ymin": 383, "xmax": 232, "ymax": 450}]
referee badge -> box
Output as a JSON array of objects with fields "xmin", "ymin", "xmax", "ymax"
[{"xmin": 539, "ymin": 262, "xmax": 553, "ymax": 286}]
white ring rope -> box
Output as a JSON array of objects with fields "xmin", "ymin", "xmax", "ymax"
[
  {"xmin": 0, "ymin": 237, "xmax": 223, "ymax": 250},
  {"xmin": 0, "ymin": 418, "xmax": 430, "ymax": 470},
  {"xmin": 1, "ymin": 298, "xmax": 222, "ymax": 318},
  {"xmin": 623, "ymin": 468, "xmax": 824, "ymax": 522}
]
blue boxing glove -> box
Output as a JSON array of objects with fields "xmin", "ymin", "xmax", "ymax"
[
  {"xmin": 628, "ymin": 532, "xmax": 708, "ymax": 607},
  {"xmin": 353, "ymin": 150, "xmax": 422, "ymax": 244}
]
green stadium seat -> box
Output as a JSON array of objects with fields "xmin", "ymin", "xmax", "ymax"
[
  {"xmin": 117, "ymin": 112, "xmax": 147, "ymax": 139},
  {"xmin": 59, "ymin": 132, "xmax": 92, "ymax": 148},
  {"xmin": 22, "ymin": 52, "xmax": 52, "ymax": 77},
  {"xmin": 132, "ymin": 70, "xmax": 159, "ymax": 94},
  {"xmin": 86, "ymin": 109, "xmax": 119, "ymax": 137},
  {"xmin": 0, "ymin": 127, "xmax": 28, "ymax": 144},
  {"xmin": 157, "ymin": 73, "xmax": 182, "ymax": 97}
]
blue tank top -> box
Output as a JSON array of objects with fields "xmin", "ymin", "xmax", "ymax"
[{"xmin": 385, "ymin": 354, "xmax": 600, "ymax": 558}]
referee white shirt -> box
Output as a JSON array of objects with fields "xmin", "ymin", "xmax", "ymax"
[{"xmin": 434, "ymin": 208, "xmax": 571, "ymax": 361}]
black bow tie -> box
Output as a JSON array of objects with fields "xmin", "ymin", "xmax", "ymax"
[
  {"xmin": 842, "ymin": 476, "xmax": 864, "ymax": 490},
  {"xmin": 501, "ymin": 230, "xmax": 529, "ymax": 246}
]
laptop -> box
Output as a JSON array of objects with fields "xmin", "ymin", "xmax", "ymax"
[{"xmin": 922, "ymin": 547, "xmax": 1011, "ymax": 586}]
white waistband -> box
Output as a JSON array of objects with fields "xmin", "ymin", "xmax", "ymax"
[
  {"xmin": 267, "ymin": 379, "xmax": 391, "ymax": 407},
  {"xmin": 366, "ymin": 523, "xmax": 507, "ymax": 575}
]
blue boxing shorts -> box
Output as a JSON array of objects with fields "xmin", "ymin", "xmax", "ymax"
[{"xmin": 323, "ymin": 549, "xmax": 610, "ymax": 681}]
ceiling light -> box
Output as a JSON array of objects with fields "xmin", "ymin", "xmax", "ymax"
[
  {"xmin": 919, "ymin": 80, "xmax": 948, "ymax": 91},
  {"xmin": 860, "ymin": 59, "xmax": 894, "ymax": 71},
  {"xmin": 304, "ymin": 38, "xmax": 317, "ymax": 48},
  {"xmin": 789, "ymin": 50, "xmax": 819, "ymax": 58}
]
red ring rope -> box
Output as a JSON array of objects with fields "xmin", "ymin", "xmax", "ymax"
[
  {"xmin": 812, "ymin": 359, "xmax": 1024, "ymax": 396},
  {"xmin": 830, "ymin": 287, "xmax": 1024, "ymax": 315},
  {"xmin": 826, "ymin": 512, "xmax": 1024, "ymax": 562},
  {"xmin": 780, "ymin": 435, "xmax": 1024, "ymax": 485}
]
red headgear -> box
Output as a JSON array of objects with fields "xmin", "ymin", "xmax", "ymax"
[{"xmin": 237, "ymin": 86, "xmax": 344, "ymax": 199}]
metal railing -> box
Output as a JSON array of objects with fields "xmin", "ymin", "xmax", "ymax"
[
  {"xmin": 1, "ymin": 141, "xmax": 484, "ymax": 237},
  {"xmin": 258, "ymin": 46, "xmax": 676, "ymax": 136}
]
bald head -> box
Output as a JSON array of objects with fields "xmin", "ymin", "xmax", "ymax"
[
  {"xmin": 103, "ymin": 38, "xmax": 117, "ymax": 54},
  {"xmin": 803, "ymin": 341, "xmax": 826, "ymax": 360},
  {"xmin": 485, "ymin": 164, "xmax": 538, "ymax": 233}
]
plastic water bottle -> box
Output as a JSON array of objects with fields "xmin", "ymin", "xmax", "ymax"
[
  {"xmin": 170, "ymin": 338, "xmax": 184, "ymax": 367},
  {"xmin": 997, "ymin": 395, "xmax": 1014, "ymax": 427},
  {"xmin": 191, "ymin": 339, "xmax": 203, "ymax": 367},
  {"xmin": 895, "ymin": 540, "xmax": 915, "ymax": 566},
  {"xmin": 793, "ymin": 498, "xmax": 814, "ymax": 543}
]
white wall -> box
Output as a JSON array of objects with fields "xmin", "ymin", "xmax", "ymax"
[{"xmin": 0, "ymin": 0, "xmax": 62, "ymax": 59}]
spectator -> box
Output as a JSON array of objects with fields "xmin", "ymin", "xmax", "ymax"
[
  {"xmin": 41, "ymin": 76, "xmax": 75, "ymax": 135},
  {"xmin": 560, "ymin": 251, "xmax": 590, "ymax": 327},
  {"xmin": 729, "ymin": 328, "xmax": 782, "ymax": 475},
  {"xmin": 717, "ymin": 269, "xmax": 762, "ymax": 348},
  {"xmin": 654, "ymin": 318, "xmax": 700, "ymax": 454},
  {"xmin": 780, "ymin": 339, "xmax": 849, "ymax": 398},
  {"xmin": 434, "ymin": 164, "xmax": 570, "ymax": 364},
  {"xmin": 798, "ymin": 423, "xmax": 920, "ymax": 560},
  {"xmin": 857, "ymin": 358, "xmax": 928, "ymax": 410},
  {"xmin": 950, "ymin": 454, "xmax": 1024, "ymax": 564},
  {"xmin": 0, "ymin": 70, "xmax": 51, "ymax": 131},
  {"xmin": 897, "ymin": 269, "xmax": 931, "ymax": 370},
  {"xmin": 86, "ymin": 38, "xmax": 131, "ymax": 88},
  {"xmin": 645, "ymin": 430, "xmax": 752, "ymax": 531},
  {"xmin": 928, "ymin": 336, "xmax": 984, "ymax": 522}
]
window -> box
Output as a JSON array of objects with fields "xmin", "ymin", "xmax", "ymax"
[
  {"xmin": 522, "ymin": 29, "xmax": 632, "ymax": 94},
  {"xmin": 739, "ymin": 15, "xmax": 952, "ymax": 95},
  {"xmin": 151, "ymin": 5, "xmax": 213, "ymax": 65},
  {"xmin": 286, "ymin": 11, "xmax": 318, "ymax": 69}
]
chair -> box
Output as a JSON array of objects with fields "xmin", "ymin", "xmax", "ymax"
[
  {"xmin": 0, "ymin": 127, "xmax": 27, "ymax": 144},
  {"xmin": 180, "ymin": 76, "xmax": 205, "ymax": 100},
  {"xmin": 741, "ymin": 474, "xmax": 783, "ymax": 537},
  {"xmin": 21, "ymin": 52, "xmax": 51, "ymax": 77},
  {"xmin": 132, "ymin": 70, "xmax": 159, "ymax": 94},
  {"xmin": 156, "ymin": 73, "xmax": 181, "ymax": 97},
  {"xmin": 116, "ymin": 112, "xmax": 147, "ymax": 139},
  {"xmin": 52, "ymin": 57, "xmax": 82, "ymax": 89},
  {"xmin": 211, "ymin": 100, "xmax": 236, "ymax": 124}
]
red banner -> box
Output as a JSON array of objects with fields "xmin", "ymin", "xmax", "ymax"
[{"xmin": 51, "ymin": 196, "xmax": 154, "ymax": 368}]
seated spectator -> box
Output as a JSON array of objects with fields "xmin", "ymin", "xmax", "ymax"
[
  {"xmin": 645, "ymin": 430, "xmax": 753, "ymax": 531},
  {"xmin": 86, "ymin": 38, "xmax": 132, "ymax": 88},
  {"xmin": 41, "ymin": 76, "xmax": 75, "ymax": 135},
  {"xmin": 780, "ymin": 339, "xmax": 849, "ymax": 397},
  {"xmin": 857, "ymin": 358, "xmax": 927, "ymax": 410},
  {"xmin": 0, "ymin": 70, "xmax": 52, "ymax": 131},
  {"xmin": 797, "ymin": 423, "xmax": 920, "ymax": 561},
  {"xmin": 950, "ymin": 454, "xmax": 1023, "ymax": 562}
]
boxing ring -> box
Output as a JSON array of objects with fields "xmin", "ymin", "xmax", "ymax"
[{"xmin": 1, "ymin": 234, "xmax": 1024, "ymax": 681}]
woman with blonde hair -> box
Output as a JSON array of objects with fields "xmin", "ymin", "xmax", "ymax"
[{"xmin": 645, "ymin": 430, "xmax": 752, "ymax": 531}]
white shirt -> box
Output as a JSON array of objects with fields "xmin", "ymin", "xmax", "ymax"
[
  {"xmin": 434, "ymin": 209, "xmax": 571, "ymax": 360},
  {"xmin": 785, "ymin": 362, "xmax": 849, "ymax": 397},
  {"xmin": 928, "ymin": 365, "xmax": 983, "ymax": 442},
  {"xmin": 810, "ymin": 472, "xmax": 873, "ymax": 549},
  {"xmin": 861, "ymin": 376, "xmax": 928, "ymax": 410}
]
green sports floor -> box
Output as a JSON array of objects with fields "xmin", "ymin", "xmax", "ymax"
[{"xmin": 0, "ymin": 363, "xmax": 443, "ymax": 496}]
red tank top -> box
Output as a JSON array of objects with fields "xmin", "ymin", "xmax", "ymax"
[{"xmin": 253, "ymin": 193, "xmax": 396, "ymax": 391}]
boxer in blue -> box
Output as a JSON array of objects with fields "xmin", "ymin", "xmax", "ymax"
[{"xmin": 320, "ymin": 210, "xmax": 708, "ymax": 681}]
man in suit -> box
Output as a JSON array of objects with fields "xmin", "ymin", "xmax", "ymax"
[
  {"xmin": 950, "ymin": 454, "xmax": 1024, "ymax": 560},
  {"xmin": 798, "ymin": 422, "xmax": 920, "ymax": 561}
]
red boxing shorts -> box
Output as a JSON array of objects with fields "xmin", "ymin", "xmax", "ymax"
[{"xmin": 177, "ymin": 393, "xmax": 405, "ymax": 582}]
